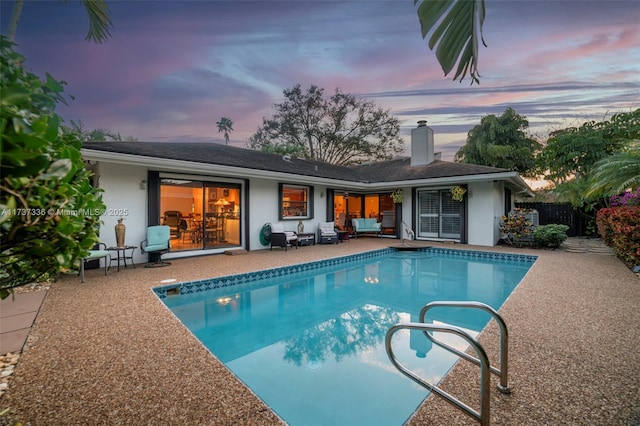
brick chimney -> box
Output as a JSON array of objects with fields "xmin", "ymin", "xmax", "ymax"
[{"xmin": 410, "ymin": 120, "xmax": 435, "ymax": 166}]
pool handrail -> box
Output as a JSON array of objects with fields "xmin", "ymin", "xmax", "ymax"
[
  {"xmin": 419, "ymin": 301, "xmax": 511, "ymax": 394},
  {"xmin": 401, "ymin": 220, "xmax": 415, "ymax": 246},
  {"xmin": 385, "ymin": 322, "xmax": 491, "ymax": 425}
]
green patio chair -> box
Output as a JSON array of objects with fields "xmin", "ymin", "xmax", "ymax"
[
  {"xmin": 80, "ymin": 243, "xmax": 110, "ymax": 283},
  {"xmin": 141, "ymin": 225, "xmax": 171, "ymax": 267}
]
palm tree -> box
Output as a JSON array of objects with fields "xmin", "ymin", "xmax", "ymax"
[
  {"xmin": 415, "ymin": 0, "xmax": 486, "ymax": 84},
  {"xmin": 587, "ymin": 139, "xmax": 640, "ymax": 197},
  {"xmin": 216, "ymin": 117, "xmax": 234, "ymax": 145},
  {"xmin": 7, "ymin": 0, "xmax": 113, "ymax": 43}
]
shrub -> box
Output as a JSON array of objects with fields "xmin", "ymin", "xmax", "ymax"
[
  {"xmin": 596, "ymin": 209, "xmax": 615, "ymax": 246},
  {"xmin": 0, "ymin": 36, "xmax": 105, "ymax": 298},
  {"xmin": 596, "ymin": 206, "xmax": 640, "ymax": 268},
  {"xmin": 533, "ymin": 224, "xmax": 569, "ymax": 249}
]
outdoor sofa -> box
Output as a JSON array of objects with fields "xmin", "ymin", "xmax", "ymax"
[{"xmin": 351, "ymin": 218, "xmax": 381, "ymax": 238}]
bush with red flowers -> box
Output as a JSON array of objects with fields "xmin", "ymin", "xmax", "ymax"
[{"xmin": 596, "ymin": 206, "xmax": 640, "ymax": 268}]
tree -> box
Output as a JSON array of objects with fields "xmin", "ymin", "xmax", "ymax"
[
  {"xmin": 537, "ymin": 109, "xmax": 639, "ymax": 185},
  {"xmin": 534, "ymin": 109, "xmax": 638, "ymax": 211},
  {"xmin": 454, "ymin": 107, "xmax": 542, "ymax": 177},
  {"xmin": 7, "ymin": 0, "xmax": 113, "ymax": 43},
  {"xmin": 216, "ymin": 116, "xmax": 234, "ymax": 145},
  {"xmin": 64, "ymin": 119, "xmax": 138, "ymax": 142},
  {"xmin": 248, "ymin": 84, "xmax": 404, "ymax": 166},
  {"xmin": 0, "ymin": 36, "xmax": 105, "ymax": 298},
  {"xmin": 66, "ymin": 119, "xmax": 92, "ymax": 141},
  {"xmin": 415, "ymin": 0, "xmax": 486, "ymax": 84}
]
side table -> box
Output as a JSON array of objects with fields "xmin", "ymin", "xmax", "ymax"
[
  {"xmin": 108, "ymin": 246, "xmax": 137, "ymax": 272},
  {"xmin": 337, "ymin": 231, "xmax": 350, "ymax": 242},
  {"xmin": 296, "ymin": 233, "xmax": 316, "ymax": 246}
]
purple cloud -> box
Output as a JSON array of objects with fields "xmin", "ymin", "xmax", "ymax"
[{"xmin": 1, "ymin": 0, "xmax": 637, "ymax": 154}]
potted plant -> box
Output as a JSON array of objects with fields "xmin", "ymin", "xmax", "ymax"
[
  {"xmin": 390, "ymin": 189, "xmax": 404, "ymax": 204},
  {"xmin": 499, "ymin": 209, "xmax": 534, "ymax": 247},
  {"xmin": 450, "ymin": 185, "xmax": 466, "ymax": 201}
]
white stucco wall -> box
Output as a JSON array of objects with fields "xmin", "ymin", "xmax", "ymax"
[
  {"xmin": 249, "ymin": 182, "xmax": 329, "ymax": 250},
  {"xmin": 493, "ymin": 182, "xmax": 506, "ymax": 243},
  {"xmin": 467, "ymin": 181, "xmax": 502, "ymax": 246},
  {"xmin": 248, "ymin": 180, "xmax": 281, "ymax": 250},
  {"xmin": 309, "ymin": 185, "xmax": 329, "ymax": 234},
  {"xmin": 96, "ymin": 162, "xmax": 149, "ymax": 264}
]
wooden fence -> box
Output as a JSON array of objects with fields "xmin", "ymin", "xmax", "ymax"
[{"xmin": 515, "ymin": 202, "xmax": 589, "ymax": 236}]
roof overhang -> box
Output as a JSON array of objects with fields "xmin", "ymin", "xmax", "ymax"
[
  {"xmin": 365, "ymin": 171, "xmax": 534, "ymax": 196},
  {"xmin": 82, "ymin": 149, "xmax": 534, "ymax": 196},
  {"xmin": 82, "ymin": 149, "xmax": 366, "ymax": 188}
]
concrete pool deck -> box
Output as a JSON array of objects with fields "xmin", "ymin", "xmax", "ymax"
[{"xmin": 1, "ymin": 238, "xmax": 639, "ymax": 425}]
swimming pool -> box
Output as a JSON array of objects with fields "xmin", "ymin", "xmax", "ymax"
[{"xmin": 155, "ymin": 248, "xmax": 536, "ymax": 425}]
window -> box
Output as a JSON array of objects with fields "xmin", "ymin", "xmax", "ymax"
[{"xmin": 279, "ymin": 184, "xmax": 313, "ymax": 220}]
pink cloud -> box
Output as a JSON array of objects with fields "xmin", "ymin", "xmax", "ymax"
[{"xmin": 485, "ymin": 21, "xmax": 639, "ymax": 83}]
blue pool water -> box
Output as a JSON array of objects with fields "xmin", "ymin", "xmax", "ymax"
[{"xmin": 156, "ymin": 248, "xmax": 536, "ymax": 425}]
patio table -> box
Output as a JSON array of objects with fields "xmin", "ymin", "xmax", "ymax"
[{"xmin": 108, "ymin": 245, "xmax": 137, "ymax": 272}]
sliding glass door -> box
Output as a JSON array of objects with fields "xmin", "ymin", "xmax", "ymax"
[
  {"xmin": 333, "ymin": 192, "xmax": 394, "ymax": 232},
  {"xmin": 417, "ymin": 189, "xmax": 462, "ymax": 239},
  {"xmin": 203, "ymin": 184, "xmax": 241, "ymax": 249},
  {"xmin": 159, "ymin": 177, "xmax": 241, "ymax": 252}
]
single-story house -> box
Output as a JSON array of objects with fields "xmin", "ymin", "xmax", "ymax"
[{"xmin": 81, "ymin": 120, "xmax": 533, "ymax": 264}]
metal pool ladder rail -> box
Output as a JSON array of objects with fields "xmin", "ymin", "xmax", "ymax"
[
  {"xmin": 400, "ymin": 220, "xmax": 415, "ymax": 246},
  {"xmin": 421, "ymin": 301, "xmax": 511, "ymax": 395},
  {"xmin": 385, "ymin": 301, "xmax": 511, "ymax": 425}
]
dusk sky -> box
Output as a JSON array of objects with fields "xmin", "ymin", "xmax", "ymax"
[{"xmin": 2, "ymin": 0, "xmax": 638, "ymax": 160}]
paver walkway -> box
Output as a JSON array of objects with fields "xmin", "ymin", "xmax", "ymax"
[
  {"xmin": 561, "ymin": 236, "xmax": 614, "ymax": 254},
  {"xmin": 0, "ymin": 291, "xmax": 47, "ymax": 354}
]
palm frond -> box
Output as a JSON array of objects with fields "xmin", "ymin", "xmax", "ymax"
[
  {"xmin": 64, "ymin": 0, "xmax": 113, "ymax": 43},
  {"xmin": 586, "ymin": 140, "xmax": 640, "ymax": 197},
  {"xmin": 415, "ymin": 0, "xmax": 486, "ymax": 84}
]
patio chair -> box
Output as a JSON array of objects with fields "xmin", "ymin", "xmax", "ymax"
[
  {"xmin": 381, "ymin": 210, "xmax": 396, "ymax": 234},
  {"xmin": 318, "ymin": 221, "xmax": 338, "ymax": 244},
  {"xmin": 163, "ymin": 210, "xmax": 182, "ymax": 239},
  {"xmin": 140, "ymin": 225, "xmax": 171, "ymax": 267},
  {"xmin": 180, "ymin": 219, "xmax": 194, "ymax": 243},
  {"xmin": 269, "ymin": 223, "xmax": 298, "ymax": 251},
  {"xmin": 79, "ymin": 243, "xmax": 110, "ymax": 283},
  {"xmin": 205, "ymin": 213, "xmax": 224, "ymax": 243}
]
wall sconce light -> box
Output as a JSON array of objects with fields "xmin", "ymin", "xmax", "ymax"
[
  {"xmin": 320, "ymin": 191, "xmax": 324, "ymax": 198},
  {"xmin": 140, "ymin": 180, "xmax": 148, "ymax": 190}
]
